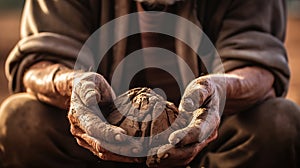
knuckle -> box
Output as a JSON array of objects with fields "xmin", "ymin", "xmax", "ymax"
[
  {"xmin": 76, "ymin": 138, "xmax": 83, "ymax": 146},
  {"xmin": 70, "ymin": 126, "xmax": 76, "ymax": 134},
  {"xmin": 81, "ymin": 81, "xmax": 97, "ymax": 91},
  {"xmin": 91, "ymin": 139, "xmax": 100, "ymax": 151},
  {"xmin": 98, "ymin": 153, "xmax": 108, "ymax": 160},
  {"xmin": 76, "ymin": 138, "xmax": 86, "ymax": 147},
  {"xmin": 181, "ymin": 97, "xmax": 196, "ymax": 112}
]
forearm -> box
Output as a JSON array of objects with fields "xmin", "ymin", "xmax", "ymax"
[
  {"xmin": 223, "ymin": 66, "xmax": 275, "ymax": 114},
  {"xmin": 23, "ymin": 61, "xmax": 74, "ymax": 109}
]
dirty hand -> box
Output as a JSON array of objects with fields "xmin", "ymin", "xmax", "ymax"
[
  {"xmin": 68, "ymin": 72, "xmax": 143, "ymax": 163},
  {"xmin": 151, "ymin": 75, "xmax": 224, "ymax": 167}
]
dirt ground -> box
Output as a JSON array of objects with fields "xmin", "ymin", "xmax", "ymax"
[
  {"xmin": 286, "ymin": 17, "xmax": 300, "ymax": 104},
  {"xmin": 0, "ymin": 11, "xmax": 22, "ymax": 103},
  {"xmin": 0, "ymin": 11, "xmax": 300, "ymax": 105}
]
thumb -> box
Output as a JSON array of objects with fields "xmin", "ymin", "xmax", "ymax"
[{"xmin": 78, "ymin": 81, "xmax": 101, "ymax": 106}]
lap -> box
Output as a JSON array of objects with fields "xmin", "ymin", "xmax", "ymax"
[
  {"xmin": 0, "ymin": 93, "xmax": 149, "ymax": 168},
  {"xmin": 193, "ymin": 98, "xmax": 300, "ymax": 168},
  {"xmin": 0, "ymin": 93, "xmax": 114, "ymax": 168},
  {"xmin": 1, "ymin": 94, "xmax": 300, "ymax": 168}
]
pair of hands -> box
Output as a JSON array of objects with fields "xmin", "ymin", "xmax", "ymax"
[{"xmin": 68, "ymin": 72, "xmax": 224, "ymax": 167}]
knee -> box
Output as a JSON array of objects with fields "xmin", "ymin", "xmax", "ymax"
[
  {"xmin": 242, "ymin": 98, "xmax": 300, "ymax": 144},
  {"xmin": 0, "ymin": 93, "xmax": 72, "ymax": 166},
  {"xmin": 1, "ymin": 93, "xmax": 60, "ymax": 124},
  {"xmin": 207, "ymin": 98, "xmax": 300, "ymax": 167},
  {"xmin": 0, "ymin": 93, "xmax": 40, "ymax": 132},
  {"xmin": 1, "ymin": 93, "xmax": 49, "ymax": 117},
  {"xmin": 0, "ymin": 93, "xmax": 67, "ymax": 141}
]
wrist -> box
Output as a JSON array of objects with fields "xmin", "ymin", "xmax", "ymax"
[
  {"xmin": 53, "ymin": 67, "xmax": 76, "ymax": 97},
  {"xmin": 24, "ymin": 63, "xmax": 62, "ymax": 96},
  {"xmin": 23, "ymin": 62, "xmax": 74, "ymax": 109}
]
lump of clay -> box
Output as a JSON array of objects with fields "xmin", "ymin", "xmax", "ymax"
[
  {"xmin": 106, "ymin": 87, "xmax": 186, "ymax": 166},
  {"xmin": 107, "ymin": 87, "xmax": 179, "ymax": 148}
]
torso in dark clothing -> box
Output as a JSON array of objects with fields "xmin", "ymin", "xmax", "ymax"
[{"xmin": 125, "ymin": 2, "xmax": 182, "ymax": 105}]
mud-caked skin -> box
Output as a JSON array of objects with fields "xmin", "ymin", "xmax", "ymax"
[
  {"xmin": 70, "ymin": 87, "xmax": 192, "ymax": 166},
  {"xmin": 68, "ymin": 75, "xmax": 145, "ymax": 163}
]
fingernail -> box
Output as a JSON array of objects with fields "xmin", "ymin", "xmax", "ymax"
[
  {"xmin": 170, "ymin": 137, "xmax": 180, "ymax": 145},
  {"xmin": 182, "ymin": 98, "xmax": 195, "ymax": 111},
  {"xmin": 85, "ymin": 90, "xmax": 100, "ymax": 105},
  {"xmin": 163, "ymin": 153, "xmax": 169, "ymax": 159},
  {"xmin": 157, "ymin": 152, "xmax": 164, "ymax": 158},
  {"xmin": 132, "ymin": 147, "xmax": 142, "ymax": 154},
  {"xmin": 115, "ymin": 134, "xmax": 123, "ymax": 142},
  {"xmin": 175, "ymin": 138, "xmax": 181, "ymax": 144},
  {"xmin": 158, "ymin": 152, "xmax": 169, "ymax": 159}
]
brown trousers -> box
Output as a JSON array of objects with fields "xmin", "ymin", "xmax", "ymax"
[{"xmin": 1, "ymin": 93, "xmax": 300, "ymax": 168}]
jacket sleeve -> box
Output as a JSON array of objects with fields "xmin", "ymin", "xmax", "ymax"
[
  {"xmin": 5, "ymin": 0, "xmax": 100, "ymax": 93},
  {"xmin": 213, "ymin": 0, "xmax": 290, "ymax": 97}
]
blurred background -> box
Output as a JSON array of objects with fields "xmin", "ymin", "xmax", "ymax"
[{"xmin": 0, "ymin": 0, "xmax": 300, "ymax": 105}]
